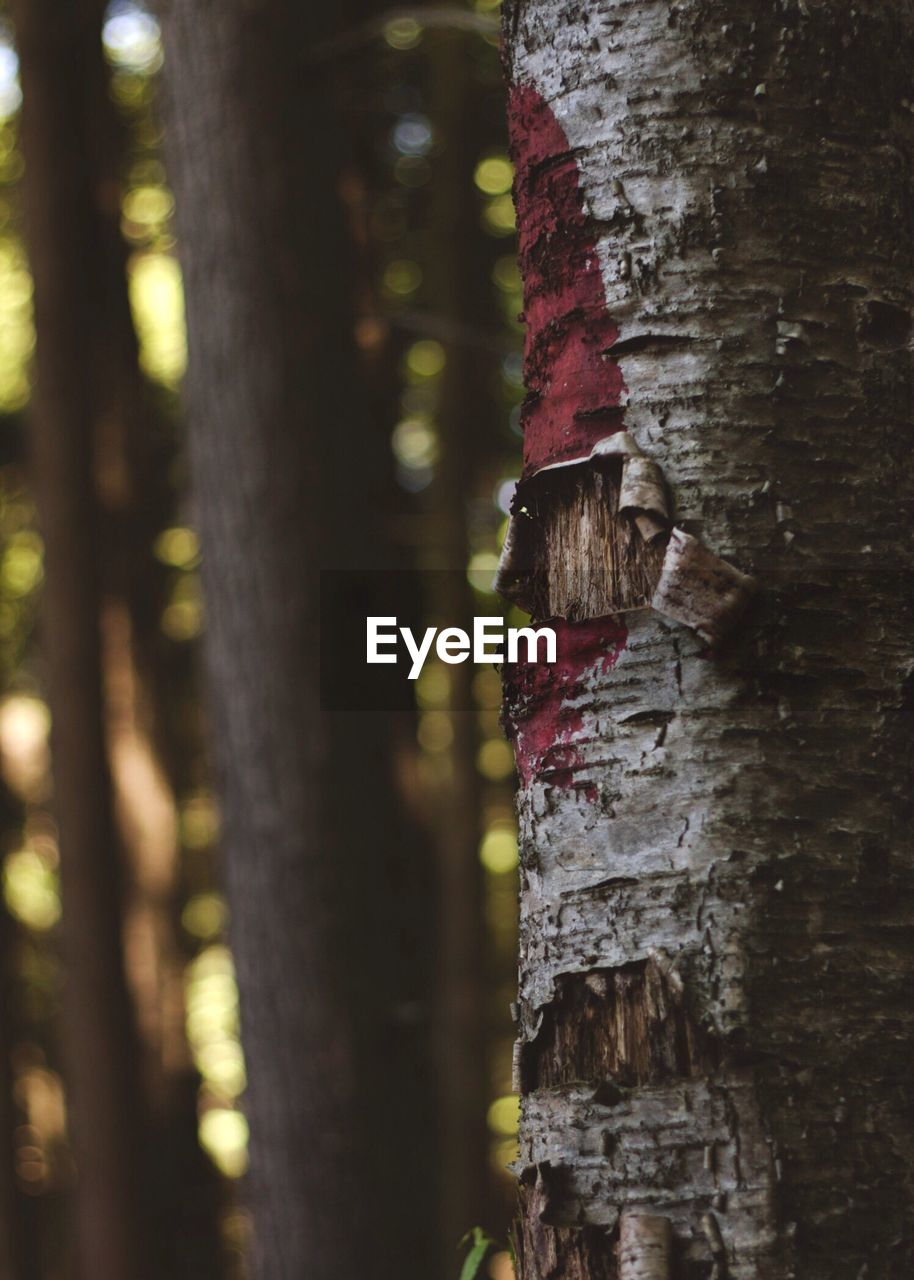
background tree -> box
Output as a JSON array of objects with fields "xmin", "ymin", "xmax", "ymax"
[
  {"xmin": 10, "ymin": 2, "xmax": 149, "ymax": 1276},
  {"xmin": 500, "ymin": 1, "xmax": 914, "ymax": 1277},
  {"xmin": 157, "ymin": 2, "xmax": 442, "ymax": 1277}
]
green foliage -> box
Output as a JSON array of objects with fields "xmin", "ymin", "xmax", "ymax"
[{"xmin": 458, "ymin": 1227, "xmax": 496, "ymax": 1280}]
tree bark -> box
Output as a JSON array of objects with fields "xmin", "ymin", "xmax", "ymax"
[
  {"xmin": 500, "ymin": 2, "xmax": 914, "ymax": 1277},
  {"xmin": 10, "ymin": 3, "xmax": 147, "ymax": 1278},
  {"xmin": 159, "ymin": 3, "xmax": 436, "ymax": 1277}
]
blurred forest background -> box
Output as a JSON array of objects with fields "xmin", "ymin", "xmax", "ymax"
[{"xmin": 0, "ymin": 1, "xmax": 526, "ymax": 1276}]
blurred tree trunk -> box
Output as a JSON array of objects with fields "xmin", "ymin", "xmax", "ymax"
[
  {"xmin": 66, "ymin": 0, "xmax": 197, "ymax": 1130},
  {"xmin": 14, "ymin": 4, "xmax": 224, "ymax": 1276},
  {"xmin": 10, "ymin": 3, "xmax": 147, "ymax": 1278},
  {"xmin": 501, "ymin": 2, "xmax": 914, "ymax": 1278},
  {"xmin": 159, "ymin": 3, "xmax": 435, "ymax": 1278}
]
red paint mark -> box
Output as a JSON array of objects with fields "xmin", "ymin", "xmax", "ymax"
[
  {"xmin": 505, "ymin": 616, "xmax": 628, "ymax": 797},
  {"xmin": 503, "ymin": 84, "xmax": 632, "ymax": 799},
  {"xmin": 507, "ymin": 83, "xmax": 626, "ymax": 479}
]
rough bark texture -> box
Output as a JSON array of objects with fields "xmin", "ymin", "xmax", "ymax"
[
  {"xmin": 159, "ymin": 3, "xmax": 435, "ymax": 1278},
  {"xmin": 501, "ymin": 2, "xmax": 914, "ymax": 1277},
  {"xmin": 11, "ymin": 4, "xmax": 149, "ymax": 1278}
]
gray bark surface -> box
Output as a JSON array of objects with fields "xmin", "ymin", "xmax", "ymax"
[{"xmin": 501, "ymin": 2, "xmax": 914, "ymax": 1276}]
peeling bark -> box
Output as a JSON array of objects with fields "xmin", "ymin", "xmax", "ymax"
[{"xmin": 500, "ymin": 1, "xmax": 914, "ymax": 1277}]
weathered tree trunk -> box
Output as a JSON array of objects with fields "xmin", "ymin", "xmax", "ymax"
[
  {"xmin": 159, "ymin": 3, "xmax": 435, "ymax": 1277},
  {"xmin": 11, "ymin": 3, "xmax": 147, "ymax": 1277},
  {"xmin": 499, "ymin": 2, "xmax": 914, "ymax": 1277}
]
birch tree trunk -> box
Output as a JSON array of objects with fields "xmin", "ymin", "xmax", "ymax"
[{"xmin": 499, "ymin": 3, "xmax": 914, "ymax": 1277}]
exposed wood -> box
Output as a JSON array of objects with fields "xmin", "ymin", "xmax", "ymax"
[
  {"xmin": 508, "ymin": 464, "xmax": 665, "ymax": 622},
  {"xmin": 521, "ymin": 959, "xmax": 718, "ymax": 1093}
]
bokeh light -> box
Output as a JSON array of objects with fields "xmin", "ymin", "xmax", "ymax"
[
  {"xmin": 161, "ymin": 572, "xmax": 202, "ymax": 640},
  {"xmin": 0, "ymin": 696, "xmax": 51, "ymax": 801},
  {"xmin": 392, "ymin": 113, "xmax": 433, "ymax": 157},
  {"xmin": 185, "ymin": 945, "xmax": 248, "ymax": 1176},
  {"xmin": 154, "ymin": 525, "xmax": 200, "ymax": 569},
  {"xmin": 3, "ymin": 846, "xmax": 61, "ymax": 932},
  {"xmin": 102, "ymin": 3, "xmax": 163, "ymax": 74},
  {"xmin": 179, "ymin": 790, "xmax": 219, "ymax": 851},
  {"xmin": 198, "ymin": 1108, "xmax": 249, "ymax": 1179},
  {"xmin": 1, "ymin": 530, "xmax": 43, "ymax": 597},
  {"xmin": 479, "ymin": 823, "xmax": 517, "ymax": 875},
  {"xmin": 383, "ymin": 18, "xmax": 423, "ymax": 50},
  {"xmin": 383, "ymin": 258, "xmax": 423, "ymax": 298},
  {"xmin": 0, "ymin": 235, "xmax": 35, "ymax": 410},
  {"xmin": 476, "ymin": 738, "xmax": 515, "ymax": 781},
  {"xmin": 128, "ymin": 252, "xmax": 187, "ymax": 386},
  {"xmin": 482, "ymin": 195, "xmax": 516, "ymax": 237},
  {"xmin": 392, "ymin": 416, "xmax": 438, "ymax": 470},
  {"xmin": 474, "ymin": 156, "xmax": 513, "ymax": 196},
  {"xmin": 181, "ymin": 892, "xmax": 228, "ymax": 943},
  {"xmin": 0, "ymin": 43, "xmax": 22, "ymax": 120},
  {"xmin": 405, "ymin": 339, "xmax": 446, "ymax": 380}
]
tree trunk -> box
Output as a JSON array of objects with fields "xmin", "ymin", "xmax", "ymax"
[
  {"xmin": 10, "ymin": 3, "xmax": 147, "ymax": 1278},
  {"xmin": 499, "ymin": 2, "xmax": 914, "ymax": 1277},
  {"xmin": 159, "ymin": 3, "xmax": 436, "ymax": 1277}
]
